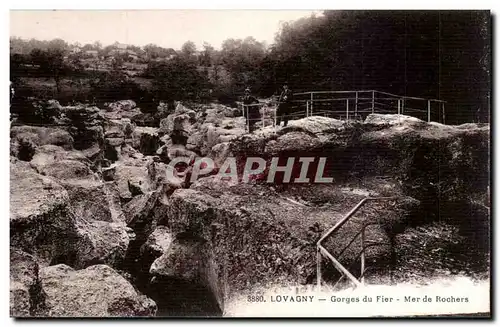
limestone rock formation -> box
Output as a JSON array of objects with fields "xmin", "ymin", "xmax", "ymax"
[{"xmin": 39, "ymin": 264, "xmax": 156, "ymax": 317}]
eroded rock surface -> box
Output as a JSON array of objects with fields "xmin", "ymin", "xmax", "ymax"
[
  {"xmin": 39, "ymin": 264, "xmax": 156, "ymax": 317},
  {"xmin": 10, "ymin": 100, "xmax": 490, "ymax": 317}
]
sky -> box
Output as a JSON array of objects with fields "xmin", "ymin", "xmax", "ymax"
[{"xmin": 10, "ymin": 10, "xmax": 322, "ymax": 50}]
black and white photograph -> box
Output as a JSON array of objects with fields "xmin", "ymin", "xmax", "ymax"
[{"xmin": 8, "ymin": 8, "xmax": 491, "ymax": 318}]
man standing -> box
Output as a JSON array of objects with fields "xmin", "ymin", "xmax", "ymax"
[
  {"xmin": 242, "ymin": 87, "xmax": 261, "ymax": 133},
  {"xmin": 276, "ymin": 82, "xmax": 293, "ymax": 127}
]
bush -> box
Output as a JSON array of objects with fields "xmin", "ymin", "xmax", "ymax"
[
  {"xmin": 11, "ymin": 97, "xmax": 61, "ymax": 125},
  {"xmin": 90, "ymin": 71, "xmax": 147, "ymax": 107},
  {"xmin": 17, "ymin": 134, "xmax": 36, "ymax": 161},
  {"xmin": 123, "ymin": 121, "xmax": 135, "ymax": 138}
]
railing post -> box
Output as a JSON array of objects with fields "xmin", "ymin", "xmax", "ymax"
[
  {"xmin": 397, "ymin": 100, "xmax": 401, "ymax": 115},
  {"xmin": 262, "ymin": 104, "xmax": 265, "ymax": 129},
  {"xmin": 427, "ymin": 100, "xmax": 431, "ymax": 122},
  {"xmin": 361, "ymin": 226, "xmax": 366, "ymax": 284},
  {"xmin": 317, "ymin": 248, "xmax": 322, "ymax": 291},
  {"xmin": 355, "ymin": 91, "xmax": 358, "ymax": 117},
  {"xmin": 346, "ymin": 99, "xmax": 349, "ymax": 120},
  {"xmin": 402, "ymin": 98, "xmax": 405, "ymax": 115},
  {"xmin": 310, "ymin": 93, "xmax": 314, "ymax": 116},
  {"xmin": 274, "ymin": 104, "xmax": 277, "ymax": 133},
  {"xmin": 306, "ymin": 100, "xmax": 309, "ymax": 117},
  {"xmin": 371, "ymin": 90, "xmax": 375, "ymax": 114},
  {"xmin": 442, "ymin": 102, "xmax": 446, "ymax": 124},
  {"xmin": 245, "ymin": 105, "xmax": 249, "ymax": 133}
]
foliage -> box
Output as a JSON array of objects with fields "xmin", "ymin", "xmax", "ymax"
[
  {"xmin": 89, "ymin": 70, "xmax": 146, "ymax": 106},
  {"xmin": 17, "ymin": 134, "xmax": 37, "ymax": 161},
  {"xmin": 10, "ymin": 11, "xmax": 490, "ymax": 124},
  {"xmin": 145, "ymin": 56, "xmax": 209, "ymax": 101},
  {"xmin": 11, "ymin": 97, "xmax": 61, "ymax": 125}
]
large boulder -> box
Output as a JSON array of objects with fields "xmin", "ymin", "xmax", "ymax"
[
  {"xmin": 132, "ymin": 127, "xmax": 161, "ymax": 155},
  {"xmin": 37, "ymin": 159, "xmax": 95, "ymax": 181},
  {"xmin": 30, "ymin": 145, "xmax": 90, "ymax": 167},
  {"xmin": 10, "ymin": 159, "xmax": 130, "ymax": 269},
  {"xmin": 282, "ymin": 116, "xmax": 345, "ymax": 135},
  {"xmin": 69, "ymin": 125, "xmax": 104, "ymax": 150},
  {"xmin": 364, "ymin": 113, "xmax": 425, "ymax": 126},
  {"xmin": 203, "ymin": 122, "xmax": 245, "ymax": 155},
  {"xmin": 113, "ymin": 164, "xmax": 152, "ymax": 201},
  {"xmin": 11, "ymin": 126, "xmax": 75, "ymax": 152},
  {"xmin": 61, "ymin": 179, "xmax": 124, "ymax": 223},
  {"xmin": 10, "ymin": 248, "xmax": 44, "ymax": 317},
  {"xmin": 159, "ymin": 114, "xmax": 192, "ymax": 137},
  {"xmin": 149, "ymin": 235, "xmax": 204, "ymax": 281},
  {"xmin": 139, "ymin": 226, "xmax": 173, "ymax": 277},
  {"xmin": 39, "ymin": 264, "xmax": 156, "ymax": 317},
  {"xmin": 11, "ymin": 126, "xmax": 51, "ymax": 144},
  {"xmin": 73, "ymin": 218, "xmax": 131, "ymax": 269},
  {"xmin": 186, "ymin": 131, "xmax": 205, "ymax": 153},
  {"xmin": 10, "ymin": 160, "xmax": 80, "ymax": 266},
  {"xmin": 43, "ymin": 130, "xmax": 74, "ymax": 150},
  {"xmin": 158, "ymin": 103, "xmax": 196, "ymax": 144},
  {"xmin": 101, "ymin": 108, "xmax": 142, "ymax": 121},
  {"xmin": 141, "ymin": 226, "xmax": 172, "ymax": 260},
  {"xmin": 106, "ymin": 100, "xmax": 137, "ymax": 112},
  {"xmin": 264, "ymin": 131, "xmax": 323, "ymax": 154}
]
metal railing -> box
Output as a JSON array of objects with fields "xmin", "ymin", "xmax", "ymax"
[
  {"xmin": 316, "ymin": 196, "xmax": 399, "ymax": 291},
  {"xmin": 239, "ymin": 90, "xmax": 446, "ymax": 133},
  {"xmin": 240, "ymin": 102, "xmax": 275, "ymax": 133},
  {"xmin": 294, "ymin": 90, "xmax": 446, "ymax": 124},
  {"xmin": 240, "ymin": 101, "xmax": 293, "ymax": 133}
]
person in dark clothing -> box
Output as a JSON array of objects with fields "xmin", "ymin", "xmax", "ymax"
[
  {"xmin": 276, "ymin": 83, "xmax": 293, "ymax": 127},
  {"xmin": 242, "ymin": 88, "xmax": 261, "ymax": 133}
]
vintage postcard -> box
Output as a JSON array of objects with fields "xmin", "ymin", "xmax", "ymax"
[{"xmin": 9, "ymin": 9, "xmax": 491, "ymax": 318}]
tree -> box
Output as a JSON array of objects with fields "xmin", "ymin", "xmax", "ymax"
[
  {"xmin": 47, "ymin": 38, "xmax": 68, "ymax": 52},
  {"xmin": 147, "ymin": 56, "xmax": 208, "ymax": 101},
  {"xmin": 93, "ymin": 41, "xmax": 102, "ymax": 50},
  {"xmin": 30, "ymin": 48, "xmax": 67, "ymax": 95},
  {"xmin": 81, "ymin": 43, "xmax": 94, "ymax": 51},
  {"xmin": 181, "ymin": 41, "xmax": 197, "ymax": 58},
  {"xmin": 219, "ymin": 37, "xmax": 266, "ymax": 93}
]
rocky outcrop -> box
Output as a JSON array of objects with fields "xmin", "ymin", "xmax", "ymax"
[
  {"xmin": 10, "ymin": 100, "xmax": 490, "ymax": 318},
  {"xmin": 62, "ymin": 105, "xmax": 105, "ymax": 150},
  {"xmin": 165, "ymin": 184, "xmax": 419, "ymax": 309},
  {"xmin": 10, "ymin": 159, "xmax": 130, "ymax": 270},
  {"xmin": 141, "ymin": 226, "xmax": 172, "ymax": 261},
  {"xmin": 281, "ymin": 115, "xmax": 344, "ymax": 135},
  {"xmin": 10, "ymin": 126, "xmax": 75, "ymax": 156},
  {"xmin": 39, "ymin": 264, "xmax": 156, "ymax": 317},
  {"xmin": 149, "ymin": 235, "xmax": 204, "ymax": 281},
  {"xmin": 100, "ymin": 100, "xmax": 142, "ymax": 121},
  {"xmin": 10, "ymin": 160, "xmax": 80, "ymax": 267},
  {"xmin": 159, "ymin": 103, "xmax": 196, "ymax": 135}
]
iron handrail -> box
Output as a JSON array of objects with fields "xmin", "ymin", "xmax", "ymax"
[
  {"xmin": 316, "ymin": 196, "xmax": 399, "ymax": 291},
  {"xmin": 294, "ymin": 90, "xmax": 446, "ymax": 103}
]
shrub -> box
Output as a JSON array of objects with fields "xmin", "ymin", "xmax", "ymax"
[
  {"xmin": 11, "ymin": 98, "xmax": 61, "ymax": 125},
  {"xmin": 123, "ymin": 121, "xmax": 135, "ymax": 138},
  {"xmin": 17, "ymin": 134, "xmax": 36, "ymax": 161}
]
